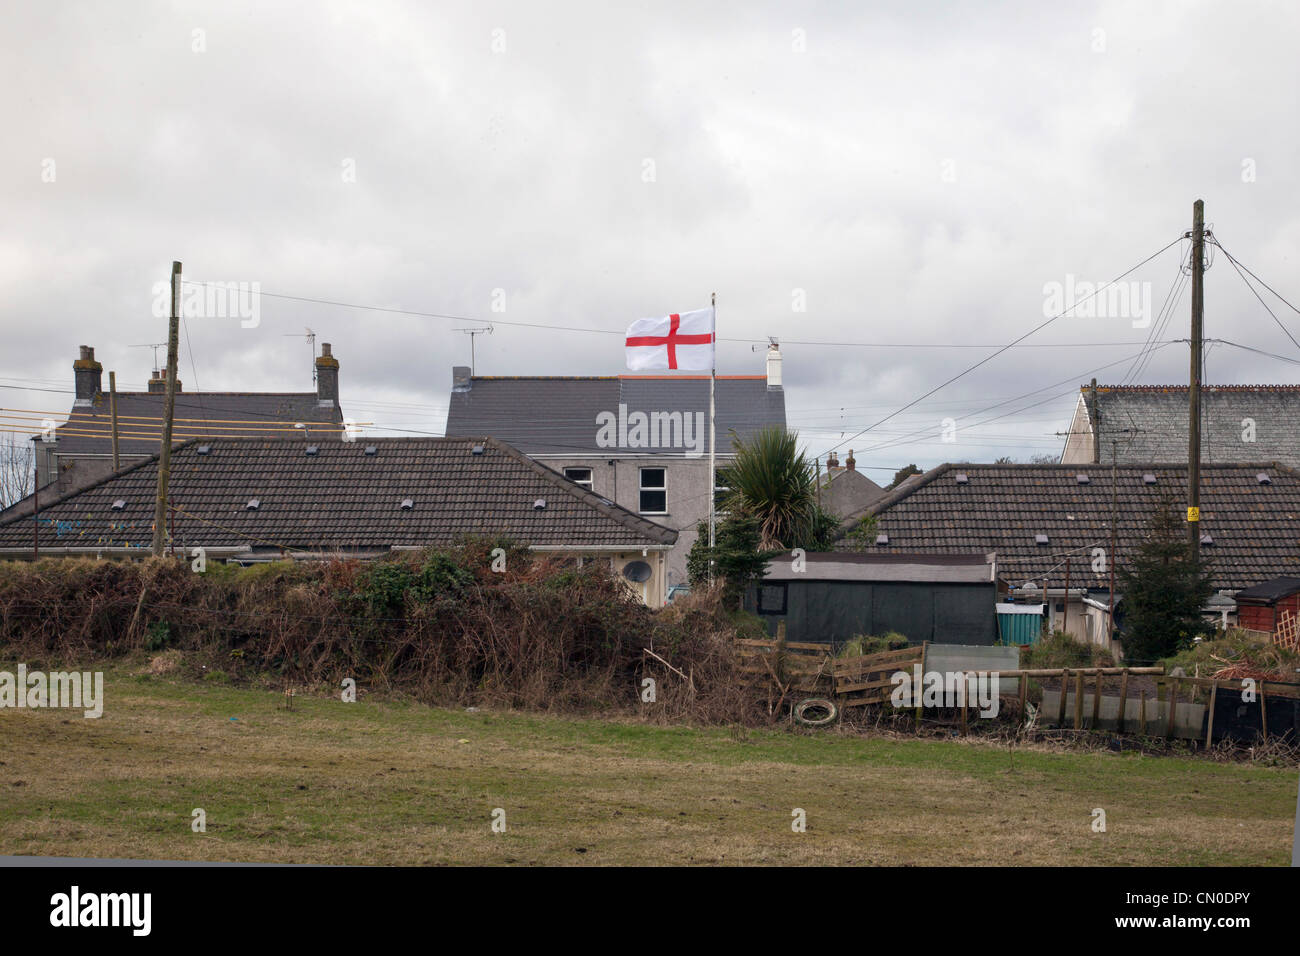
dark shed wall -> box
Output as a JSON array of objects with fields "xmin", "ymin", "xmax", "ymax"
[{"xmin": 748, "ymin": 580, "xmax": 996, "ymax": 646}]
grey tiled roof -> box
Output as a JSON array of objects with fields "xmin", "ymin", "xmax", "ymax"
[
  {"xmin": 1084, "ymin": 385, "xmax": 1300, "ymax": 467},
  {"xmin": 53, "ymin": 392, "xmax": 344, "ymax": 456},
  {"xmin": 445, "ymin": 375, "xmax": 786, "ymax": 455},
  {"xmin": 835, "ymin": 462, "xmax": 1300, "ymax": 591},
  {"xmin": 0, "ymin": 437, "xmax": 677, "ymax": 554}
]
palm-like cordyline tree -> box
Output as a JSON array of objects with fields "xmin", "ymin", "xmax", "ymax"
[{"xmin": 721, "ymin": 426, "xmax": 822, "ymax": 550}]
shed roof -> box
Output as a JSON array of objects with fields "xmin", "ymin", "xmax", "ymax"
[
  {"xmin": 762, "ymin": 550, "xmax": 996, "ymax": 584},
  {"xmin": 1233, "ymin": 577, "xmax": 1300, "ymax": 604}
]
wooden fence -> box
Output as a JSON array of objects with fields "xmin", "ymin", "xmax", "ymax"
[{"xmin": 735, "ymin": 634, "xmax": 1300, "ymax": 743}]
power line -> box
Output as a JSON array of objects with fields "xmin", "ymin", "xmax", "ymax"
[{"xmin": 818, "ymin": 235, "xmax": 1186, "ymax": 457}]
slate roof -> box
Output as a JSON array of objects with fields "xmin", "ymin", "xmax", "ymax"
[
  {"xmin": 52, "ymin": 391, "xmax": 344, "ymax": 456},
  {"xmin": 444, "ymin": 374, "xmax": 786, "ymax": 456},
  {"xmin": 834, "ymin": 462, "xmax": 1300, "ymax": 591},
  {"xmin": 1077, "ymin": 385, "xmax": 1300, "ymax": 467},
  {"xmin": 0, "ymin": 437, "xmax": 677, "ymax": 555}
]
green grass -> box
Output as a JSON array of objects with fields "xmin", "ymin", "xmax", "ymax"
[{"xmin": 0, "ymin": 665, "xmax": 1295, "ymax": 865}]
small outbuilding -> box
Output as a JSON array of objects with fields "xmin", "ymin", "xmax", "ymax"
[
  {"xmin": 745, "ymin": 551, "xmax": 998, "ymax": 646},
  {"xmin": 1234, "ymin": 577, "xmax": 1300, "ymax": 634}
]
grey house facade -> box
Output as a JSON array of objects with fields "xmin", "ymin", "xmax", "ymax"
[
  {"xmin": 1061, "ymin": 381, "xmax": 1300, "ymax": 466},
  {"xmin": 444, "ymin": 347, "xmax": 787, "ymax": 592}
]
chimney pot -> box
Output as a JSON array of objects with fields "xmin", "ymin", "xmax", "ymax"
[
  {"xmin": 315, "ymin": 343, "xmax": 340, "ymax": 405},
  {"xmin": 766, "ymin": 342, "xmax": 783, "ymax": 389},
  {"xmin": 147, "ymin": 367, "xmax": 181, "ymax": 394},
  {"xmin": 73, "ymin": 344, "xmax": 103, "ymax": 404},
  {"xmin": 846, "ymin": 450, "xmax": 856, "ymax": 471}
]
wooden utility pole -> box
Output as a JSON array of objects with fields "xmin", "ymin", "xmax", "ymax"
[
  {"xmin": 109, "ymin": 371, "xmax": 120, "ymax": 472},
  {"xmin": 1109, "ymin": 438, "xmax": 1118, "ymax": 644},
  {"xmin": 1188, "ymin": 199, "xmax": 1205, "ymax": 559},
  {"xmin": 152, "ymin": 261, "xmax": 181, "ymax": 557}
]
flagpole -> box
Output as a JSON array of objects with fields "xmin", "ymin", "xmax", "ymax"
[{"xmin": 708, "ymin": 292, "xmax": 716, "ymax": 582}]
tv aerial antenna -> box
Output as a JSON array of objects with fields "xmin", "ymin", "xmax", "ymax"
[
  {"xmin": 129, "ymin": 342, "xmax": 168, "ymax": 374},
  {"xmin": 455, "ymin": 325, "xmax": 494, "ymax": 376},
  {"xmin": 282, "ymin": 327, "xmax": 317, "ymax": 382}
]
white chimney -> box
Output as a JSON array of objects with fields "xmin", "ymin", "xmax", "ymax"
[{"xmin": 766, "ymin": 341, "xmax": 782, "ymax": 388}]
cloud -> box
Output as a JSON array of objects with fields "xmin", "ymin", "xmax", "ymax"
[{"xmin": 1, "ymin": 0, "xmax": 1298, "ymax": 473}]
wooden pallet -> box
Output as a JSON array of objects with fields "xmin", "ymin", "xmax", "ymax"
[{"xmin": 832, "ymin": 643, "xmax": 926, "ymax": 708}]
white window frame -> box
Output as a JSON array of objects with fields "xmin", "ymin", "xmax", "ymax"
[
  {"xmin": 639, "ymin": 467, "xmax": 667, "ymax": 515},
  {"xmin": 563, "ymin": 466, "xmax": 593, "ymax": 490}
]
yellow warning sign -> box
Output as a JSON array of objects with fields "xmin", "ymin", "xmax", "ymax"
[{"xmin": 1187, "ymin": 507, "xmax": 1201, "ymax": 522}]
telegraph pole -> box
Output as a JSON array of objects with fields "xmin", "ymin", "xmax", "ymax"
[
  {"xmin": 152, "ymin": 261, "xmax": 181, "ymax": 556},
  {"xmin": 1188, "ymin": 200, "xmax": 1205, "ymax": 559}
]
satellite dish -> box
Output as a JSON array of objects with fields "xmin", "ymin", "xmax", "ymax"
[{"xmin": 622, "ymin": 560, "xmax": 653, "ymax": 583}]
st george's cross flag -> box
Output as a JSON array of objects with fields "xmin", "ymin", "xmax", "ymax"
[{"xmin": 624, "ymin": 308, "xmax": 715, "ymax": 371}]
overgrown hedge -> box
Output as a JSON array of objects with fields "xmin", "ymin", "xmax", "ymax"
[{"xmin": 0, "ymin": 541, "xmax": 767, "ymax": 722}]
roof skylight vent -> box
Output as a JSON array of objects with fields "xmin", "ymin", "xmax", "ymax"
[
  {"xmin": 246, "ymin": 498, "xmax": 260, "ymax": 511},
  {"xmin": 364, "ymin": 445, "xmax": 377, "ymax": 456},
  {"xmin": 1201, "ymin": 533, "xmax": 1215, "ymax": 546},
  {"xmin": 1143, "ymin": 473, "xmax": 1157, "ymax": 485},
  {"xmin": 1257, "ymin": 472, "xmax": 1272, "ymax": 485},
  {"xmin": 110, "ymin": 499, "xmax": 126, "ymax": 511},
  {"xmin": 875, "ymin": 534, "xmax": 889, "ymax": 545},
  {"xmin": 197, "ymin": 444, "xmax": 211, "ymax": 456},
  {"xmin": 305, "ymin": 445, "xmax": 319, "ymax": 456},
  {"xmin": 1075, "ymin": 474, "xmax": 1090, "ymax": 484},
  {"xmin": 1035, "ymin": 534, "xmax": 1049, "ymax": 545},
  {"xmin": 399, "ymin": 498, "xmax": 414, "ymax": 511},
  {"xmin": 472, "ymin": 444, "xmax": 485, "ymax": 456},
  {"xmin": 533, "ymin": 499, "xmax": 547, "ymax": 511},
  {"xmin": 954, "ymin": 473, "xmax": 969, "ymax": 485}
]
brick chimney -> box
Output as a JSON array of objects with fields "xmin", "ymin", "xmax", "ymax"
[
  {"xmin": 846, "ymin": 449, "xmax": 856, "ymax": 471},
  {"xmin": 827, "ymin": 451, "xmax": 840, "ymax": 471},
  {"xmin": 766, "ymin": 342, "xmax": 782, "ymax": 389},
  {"xmin": 73, "ymin": 345, "xmax": 102, "ymax": 405},
  {"xmin": 316, "ymin": 343, "xmax": 339, "ymax": 406},
  {"xmin": 147, "ymin": 368, "xmax": 182, "ymax": 394}
]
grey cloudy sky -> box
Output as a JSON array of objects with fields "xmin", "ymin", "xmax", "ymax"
[{"xmin": 3, "ymin": 0, "xmax": 1298, "ymax": 476}]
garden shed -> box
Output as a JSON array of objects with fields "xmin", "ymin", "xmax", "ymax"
[{"xmin": 745, "ymin": 551, "xmax": 998, "ymax": 647}]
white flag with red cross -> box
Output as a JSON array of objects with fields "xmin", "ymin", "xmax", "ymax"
[{"xmin": 625, "ymin": 308, "xmax": 714, "ymax": 371}]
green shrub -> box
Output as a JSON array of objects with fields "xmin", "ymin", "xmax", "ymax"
[
  {"xmin": 836, "ymin": 632, "xmax": 908, "ymax": 657},
  {"xmin": 144, "ymin": 620, "xmax": 174, "ymax": 652},
  {"xmin": 1020, "ymin": 630, "xmax": 1110, "ymax": 669}
]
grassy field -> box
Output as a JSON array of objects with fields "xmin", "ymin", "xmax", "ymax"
[{"xmin": 0, "ymin": 667, "xmax": 1295, "ymax": 865}]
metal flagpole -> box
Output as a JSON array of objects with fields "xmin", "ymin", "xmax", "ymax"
[{"xmin": 708, "ymin": 292, "xmax": 717, "ymax": 575}]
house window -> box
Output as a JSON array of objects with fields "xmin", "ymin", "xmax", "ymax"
[
  {"xmin": 639, "ymin": 468, "xmax": 667, "ymax": 514},
  {"xmin": 563, "ymin": 467, "xmax": 593, "ymax": 490},
  {"xmin": 713, "ymin": 467, "xmax": 731, "ymax": 512},
  {"xmin": 757, "ymin": 583, "xmax": 787, "ymax": 615}
]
